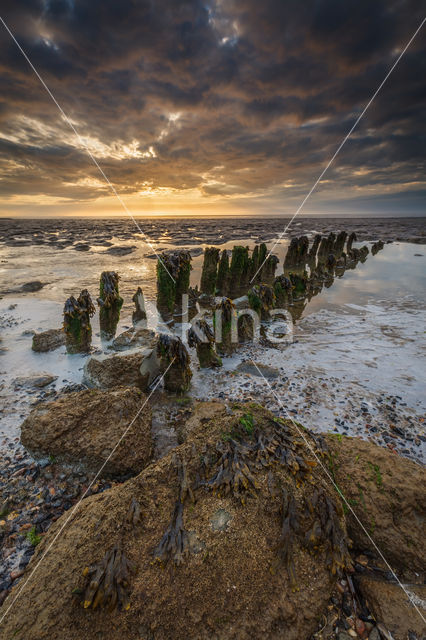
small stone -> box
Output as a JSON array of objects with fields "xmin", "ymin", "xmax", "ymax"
[
  {"xmin": 10, "ymin": 569, "xmax": 24, "ymax": 581},
  {"xmin": 21, "ymin": 281, "xmax": 45, "ymax": 292},
  {"xmin": 210, "ymin": 508, "xmax": 232, "ymax": 531},
  {"xmin": 368, "ymin": 629, "xmax": 380, "ymax": 640},
  {"xmin": 355, "ymin": 618, "xmax": 367, "ymax": 638}
]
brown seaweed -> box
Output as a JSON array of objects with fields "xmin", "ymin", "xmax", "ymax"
[
  {"xmin": 303, "ymin": 488, "xmax": 352, "ymax": 576},
  {"xmin": 153, "ymin": 457, "xmax": 194, "ymax": 565},
  {"xmin": 82, "ymin": 545, "xmax": 134, "ymax": 611},
  {"xmin": 203, "ymin": 438, "xmax": 260, "ymax": 504},
  {"xmin": 125, "ymin": 497, "xmax": 142, "ymax": 527},
  {"xmin": 275, "ymin": 489, "xmax": 299, "ymax": 588}
]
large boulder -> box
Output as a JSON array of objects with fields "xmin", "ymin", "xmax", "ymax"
[
  {"xmin": 4, "ymin": 403, "xmax": 351, "ymax": 640},
  {"xmin": 32, "ymin": 328, "xmax": 65, "ymax": 352},
  {"xmin": 20, "ymin": 387, "xmax": 152, "ymax": 477},
  {"xmin": 326, "ymin": 434, "xmax": 425, "ymax": 575},
  {"xmin": 83, "ymin": 347, "xmax": 161, "ymax": 391}
]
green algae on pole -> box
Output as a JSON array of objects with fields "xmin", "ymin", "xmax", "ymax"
[
  {"xmin": 157, "ymin": 333, "xmax": 192, "ymax": 392},
  {"xmin": 156, "ymin": 250, "xmax": 192, "ymax": 315},
  {"xmin": 97, "ymin": 271, "xmax": 123, "ymax": 339},
  {"xmin": 333, "ymin": 231, "xmax": 348, "ymax": 256},
  {"xmin": 216, "ymin": 249, "xmax": 230, "ymax": 296},
  {"xmin": 200, "ymin": 247, "xmax": 220, "ymax": 295},
  {"xmin": 346, "ymin": 231, "xmax": 357, "ymax": 253},
  {"xmin": 308, "ymin": 234, "xmax": 321, "ymax": 260},
  {"xmin": 284, "ymin": 236, "xmax": 309, "ymax": 268},
  {"xmin": 261, "ymin": 253, "xmax": 279, "ymax": 284},
  {"xmin": 188, "ymin": 318, "xmax": 222, "ymax": 368},
  {"xmin": 273, "ymin": 275, "xmax": 293, "ymax": 307},
  {"xmin": 213, "ymin": 297, "xmax": 238, "ymax": 355},
  {"xmin": 229, "ymin": 245, "xmax": 250, "ymax": 297},
  {"xmin": 248, "ymin": 284, "xmax": 276, "ymax": 320},
  {"xmin": 317, "ymin": 233, "xmax": 336, "ymax": 262},
  {"xmin": 63, "ymin": 289, "xmax": 95, "ymax": 354},
  {"xmin": 371, "ymin": 240, "xmax": 384, "ymax": 255}
]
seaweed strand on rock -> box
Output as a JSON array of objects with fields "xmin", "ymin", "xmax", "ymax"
[
  {"xmin": 153, "ymin": 457, "xmax": 194, "ymax": 566},
  {"xmin": 82, "ymin": 545, "xmax": 134, "ymax": 611}
]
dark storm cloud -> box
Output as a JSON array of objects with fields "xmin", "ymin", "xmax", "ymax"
[{"xmin": 0, "ymin": 0, "xmax": 424, "ymax": 211}]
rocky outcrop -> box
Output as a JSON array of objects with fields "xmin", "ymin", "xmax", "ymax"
[
  {"xmin": 4, "ymin": 404, "xmax": 351, "ymax": 640},
  {"xmin": 354, "ymin": 575, "xmax": 425, "ymax": 640},
  {"xmin": 32, "ymin": 328, "xmax": 65, "ymax": 352},
  {"xmin": 20, "ymin": 387, "xmax": 152, "ymax": 477},
  {"xmin": 4, "ymin": 402, "xmax": 425, "ymax": 640},
  {"xmin": 326, "ymin": 435, "xmax": 425, "ymax": 575},
  {"xmin": 84, "ymin": 348, "xmax": 161, "ymax": 391}
]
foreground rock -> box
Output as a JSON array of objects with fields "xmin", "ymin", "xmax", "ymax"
[
  {"xmin": 111, "ymin": 327, "xmax": 156, "ymax": 352},
  {"xmin": 326, "ymin": 434, "xmax": 425, "ymax": 574},
  {"xmin": 83, "ymin": 347, "xmax": 161, "ymax": 391},
  {"xmin": 354, "ymin": 575, "xmax": 425, "ymax": 640},
  {"xmin": 4, "ymin": 403, "xmax": 350, "ymax": 640},
  {"xmin": 13, "ymin": 373, "xmax": 57, "ymax": 389},
  {"xmin": 20, "ymin": 387, "xmax": 152, "ymax": 477},
  {"xmin": 31, "ymin": 328, "xmax": 65, "ymax": 352}
]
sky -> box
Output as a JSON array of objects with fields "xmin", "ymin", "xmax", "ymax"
[{"xmin": 0, "ymin": 0, "xmax": 425, "ymax": 218}]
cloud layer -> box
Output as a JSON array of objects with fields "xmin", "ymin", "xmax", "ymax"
[{"xmin": 0, "ymin": 0, "xmax": 425, "ymax": 216}]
